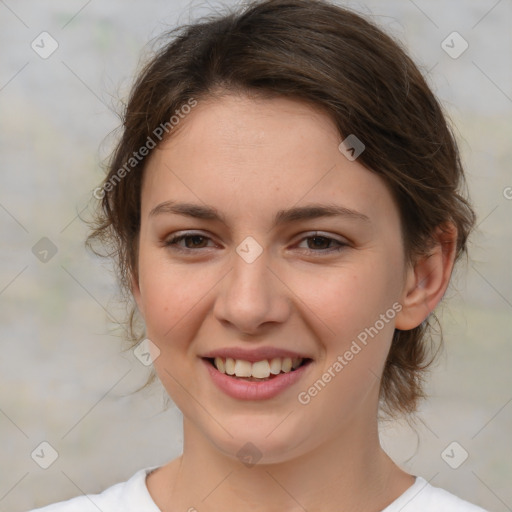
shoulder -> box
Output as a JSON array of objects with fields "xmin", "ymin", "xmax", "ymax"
[
  {"xmin": 27, "ymin": 466, "xmax": 162, "ymax": 512},
  {"xmin": 384, "ymin": 476, "xmax": 489, "ymax": 512}
]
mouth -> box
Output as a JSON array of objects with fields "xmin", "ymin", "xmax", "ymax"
[{"xmin": 203, "ymin": 356, "xmax": 313, "ymax": 382}]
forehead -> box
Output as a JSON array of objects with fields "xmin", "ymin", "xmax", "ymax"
[{"xmin": 141, "ymin": 94, "xmax": 399, "ymax": 229}]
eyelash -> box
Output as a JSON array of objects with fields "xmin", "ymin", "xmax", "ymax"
[{"xmin": 164, "ymin": 232, "xmax": 348, "ymax": 255}]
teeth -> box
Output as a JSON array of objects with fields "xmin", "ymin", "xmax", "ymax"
[
  {"xmin": 212, "ymin": 357, "xmax": 304, "ymax": 378},
  {"xmin": 251, "ymin": 360, "xmax": 270, "ymax": 378},
  {"xmin": 281, "ymin": 357, "xmax": 292, "ymax": 373},
  {"xmin": 225, "ymin": 357, "xmax": 235, "ymax": 375},
  {"xmin": 214, "ymin": 357, "xmax": 225, "ymax": 373},
  {"xmin": 234, "ymin": 359, "xmax": 252, "ymax": 377},
  {"xmin": 269, "ymin": 358, "xmax": 282, "ymax": 375}
]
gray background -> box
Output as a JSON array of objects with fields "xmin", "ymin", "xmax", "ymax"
[{"xmin": 0, "ymin": 0, "xmax": 511, "ymax": 510}]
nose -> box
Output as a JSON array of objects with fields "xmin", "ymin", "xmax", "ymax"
[{"xmin": 213, "ymin": 245, "xmax": 292, "ymax": 336}]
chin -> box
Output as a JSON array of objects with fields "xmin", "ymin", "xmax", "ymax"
[{"xmin": 203, "ymin": 416, "xmax": 312, "ymax": 466}]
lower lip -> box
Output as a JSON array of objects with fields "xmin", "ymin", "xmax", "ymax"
[{"xmin": 202, "ymin": 359, "xmax": 312, "ymax": 400}]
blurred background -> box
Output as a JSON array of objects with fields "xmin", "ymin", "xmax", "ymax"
[{"xmin": 0, "ymin": 1, "xmax": 510, "ymax": 510}]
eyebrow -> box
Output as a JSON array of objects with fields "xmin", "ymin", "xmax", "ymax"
[{"xmin": 148, "ymin": 201, "xmax": 370, "ymax": 226}]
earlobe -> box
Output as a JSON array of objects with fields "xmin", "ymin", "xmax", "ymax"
[
  {"xmin": 131, "ymin": 273, "xmax": 144, "ymax": 319},
  {"xmin": 395, "ymin": 223, "xmax": 457, "ymax": 331}
]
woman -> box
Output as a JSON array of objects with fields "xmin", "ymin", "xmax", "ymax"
[{"xmin": 31, "ymin": 0, "xmax": 487, "ymax": 510}]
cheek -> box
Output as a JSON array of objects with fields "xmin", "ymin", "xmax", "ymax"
[
  {"xmin": 291, "ymin": 267, "xmax": 399, "ymax": 425},
  {"xmin": 137, "ymin": 254, "xmax": 208, "ymax": 405},
  {"xmin": 137, "ymin": 249, "xmax": 199, "ymax": 348},
  {"xmin": 292, "ymin": 260, "xmax": 400, "ymax": 344},
  {"xmin": 288, "ymin": 257, "xmax": 402, "ymax": 408}
]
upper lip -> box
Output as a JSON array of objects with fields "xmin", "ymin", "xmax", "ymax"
[{"xmin": 201, "ymin": 346, "xmax": 313, "ymax": 363}]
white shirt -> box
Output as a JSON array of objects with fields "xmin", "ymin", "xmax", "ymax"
[{"xmin": 29, "ymin": 466, "xmax": 489, "ymax": 511}]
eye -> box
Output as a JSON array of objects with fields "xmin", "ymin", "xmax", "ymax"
[
  {"xmin": 164, "ymin": 232, "xmax": 216, "ymax": 251},
  {"xmin": 295, "ymin": 233, "xmax": 348, "ymax": 254},
  {"xmin": 163, "ymin": 231, "xmax": 348, "ymax": 255}
]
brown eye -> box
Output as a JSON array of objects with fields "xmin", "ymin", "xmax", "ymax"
[
  {"xmin": 183, "ymin": 235, "xmax": 208, "ymax": 248},
  {"xmin": 307, "ymin": 236, "xmax": 332, "ymax": 250},
  {"xmin": 296, "ymin": 233, "xmax": 347, "ymax": 254},
  {"xmin": 165, "ymin": 233, "xmax": 214, "ymax": 251}
]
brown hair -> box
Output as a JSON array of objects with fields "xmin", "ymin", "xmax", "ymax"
[{"xmin": 87, "ymin": 0, "xmax": 475, "ymax": 418}]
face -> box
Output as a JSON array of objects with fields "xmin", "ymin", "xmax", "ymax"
[{"xmin": 133, "ymin": 93, "xmax": 411, "ymax": 463}]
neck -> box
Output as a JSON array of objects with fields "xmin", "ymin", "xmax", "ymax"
[{"xmin": 147, "ymin": 414, "xmax": 414, "ymax": 512}]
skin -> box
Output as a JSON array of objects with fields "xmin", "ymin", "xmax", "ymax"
[{"xmin": 132, "ymin": 93, "xmax": 457, "ymax": 512}]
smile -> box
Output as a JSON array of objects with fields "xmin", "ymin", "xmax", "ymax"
[
  {"xmin": 208, "ymin": 356, "xmax": 307, "ymax": 380},
  {"xmin": 202, "ymin": 356, "xmax": 313, "ymax": 400}
]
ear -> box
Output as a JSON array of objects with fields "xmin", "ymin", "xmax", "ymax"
[
  {"xmin": 131, "ymin": 272, "xmax": 144, "ymax": 320},
  {"xmin": 395, "ymin": 223, "xmax": 458, "ymax": 330}
]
